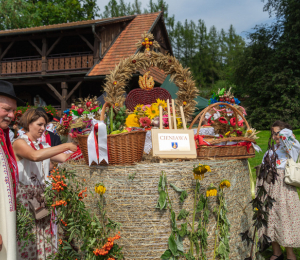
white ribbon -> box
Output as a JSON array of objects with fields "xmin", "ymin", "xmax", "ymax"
[
  {"xmin": 252, "ymin": 143, "xmax": 262, "ymax": 153},
  {"xmin": 87, "ymin": 119, "xmax": 108, "ymax": 165}
]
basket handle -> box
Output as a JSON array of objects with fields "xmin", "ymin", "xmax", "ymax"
[
  {"xmin": 100, "ymin": 102, "xmax": 112, "ymax": 121},
  {"xmin": 209, "ymin": 136, "xmax": 256, "ymax": 145},
  {"xmin": 190, "ymin": 103, "xmax": 250, "ymax": 135}
]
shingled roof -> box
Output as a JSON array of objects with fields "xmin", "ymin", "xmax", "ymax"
[
  {"xmin": 87, "ymin": 12, "xmax": 168, "ymax": 84},
  {"xmin": 0, "ymin": 15, "xmax": 135, "ymax": 36}
]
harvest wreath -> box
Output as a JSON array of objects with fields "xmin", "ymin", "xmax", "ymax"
[{"xmin": 102, "ymin": 32, "xmax": 199, "ymax": 120}]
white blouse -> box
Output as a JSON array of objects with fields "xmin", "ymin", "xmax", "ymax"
[
  {"xmin": 16, "ymin": 135, "xmax": 51, "ymax": 186},
  {"xmin": 263, "ymin": 128, "xmax": 300, "ymax": 169}
]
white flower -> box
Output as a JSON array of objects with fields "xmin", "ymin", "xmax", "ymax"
[
  {"xmin": 87, "ymin": 113, "xmax": 95, "ymax": 119},
  {"xmin": 205, "ymin": 112, "xmax": 211, "ymax": 120},
  {"xmin": 213, "ymin": 111, "xmax": 221, "ymax": 119},
  {"xmin": 81, "ymin": 114, "xmax": 87, "ymax": 119},
  {"xmin": 72, "ymin": 114, "xmax": 79, "ymax": 120}
]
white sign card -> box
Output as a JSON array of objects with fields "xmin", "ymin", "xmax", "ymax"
[{"xmin": 151, "ymin": 129, "xmax": 197, "ymax": 158}]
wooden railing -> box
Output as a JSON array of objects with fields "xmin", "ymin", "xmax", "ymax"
[
  {"xmin": 0, "ymin": 53, "xmax": 93, "ymax": 75},
  {"xmin": 47, "ymin": 54, "xmax": 93, "ymax": 71},
  {"xmin": 1, "ymin": 57, "xmax": 42, "ymax": 75}
]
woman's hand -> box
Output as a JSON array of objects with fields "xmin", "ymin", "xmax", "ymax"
[{"xmin": 67, "ymin": 142, "xmax": 77, "ymax": 152}]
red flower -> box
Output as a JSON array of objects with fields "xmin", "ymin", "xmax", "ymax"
[
  {"xmin": 139, "ymin": 117, "xmax": 151, "ymax": 127},
  {"xmin": 238, "ymin": 120, "xmax": 244, "ymax": 127},
  {"xmin": 276, "ymin": 160, "xmax": 281, "ymax": 165},
  {"xmin": 230, "ymin": 117, "xmax": 236, "ymax": 126},
  {"xmin": 218, "ymin": 117, "xmax": 228, "ymax": 124}
]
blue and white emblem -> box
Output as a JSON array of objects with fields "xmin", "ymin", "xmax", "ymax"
[{"xmin": 171, "ymin": 142, "xmax": 178, "ymax": 149}]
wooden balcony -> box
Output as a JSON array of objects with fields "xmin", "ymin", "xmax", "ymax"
[
  {"xmin": 47, "ymin": 52, "xmax": 93, "ymax": 72},
  {"xmin": 0, "ymin": 52, "xmax": 94, "ymax": 76}
]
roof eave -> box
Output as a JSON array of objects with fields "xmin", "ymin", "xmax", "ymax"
[{"xmin": 0, "ymin": 15, "xmax": 136, "ymax": 37}]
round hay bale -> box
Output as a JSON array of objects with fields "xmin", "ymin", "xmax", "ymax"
[{"xmin": 64, "ymin": 159, "xmax": 252, "ymax": 259}]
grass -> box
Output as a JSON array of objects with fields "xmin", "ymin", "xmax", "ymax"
[{"xmin": 247, "ymin": 129, "xmax": 300, "ymax": 259}]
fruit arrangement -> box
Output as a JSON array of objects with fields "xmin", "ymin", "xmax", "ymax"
[
  {"xmin": 107, "ymin": 106, "xmax": 130, "ymax": 135},
  {"xmin": 56, "ymin": 113, "xmax": 73, "ymax": 136},
  {"xmin": 208, "ymin": 87, "xmax": 241, "ymax": 105}
]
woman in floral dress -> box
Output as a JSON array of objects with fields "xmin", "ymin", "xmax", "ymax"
[
  {"xmin": 13, "ymin": 109, "xmax": 77, "ymax": 260},
  {"xmin": 260, "ymin": 120, "xmax": 300, "ymax": 260}
]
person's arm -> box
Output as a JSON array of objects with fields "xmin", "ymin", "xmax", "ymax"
[
  {"xmin": 0, "ymin": 233, "xmax": 2, "ymax": 252},
  {"xmin": 13, "ymin": 139, "xmax": 77, "ymax": 162},
  {"xmin": 50, "ymin": 152, "xmax": 73, "ymax": 163},
  {"xmin": 279, "ymin": 128, "xmax": 300, "ymax": 161}
]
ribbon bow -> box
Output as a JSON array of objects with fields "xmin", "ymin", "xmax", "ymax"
[{"xmin": 87, "ymin": 119, "xmax": 108, "ymax": 165}]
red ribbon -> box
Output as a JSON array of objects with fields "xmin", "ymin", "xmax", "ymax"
[{"xmin": 194, "ymin": 135, "xmax": 252, "ymax": 154}]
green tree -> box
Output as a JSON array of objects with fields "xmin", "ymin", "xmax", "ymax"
[
  {"xmin": 0, "ymin": 0, "xmax": 100, "ymax": 29},
  {"xmin": 233, "ymin": 0, "xmax": 300, "ymax": 129}
]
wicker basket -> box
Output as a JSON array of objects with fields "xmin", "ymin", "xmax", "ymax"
[
  {"xmin": 77, "ymin": 102, "xmax": 147, "ymax": 165},
  {"xmin": 189, "ymin": 102, "xmax": 256, "ymax": 159}
]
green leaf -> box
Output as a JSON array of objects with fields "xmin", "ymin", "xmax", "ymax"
[
  {"xmin": 179, "ymin": 190, "xmax": 188, "ymax": 202},
  {"xmin": 72, "ymin": 110, "xmax": 79, "ymax": 116},
  {"xmin": 161, "ymin": 249, "xmax": 172, "ymax": 259},
  {"xmin": 158, "ymin": 190, "xmax": 167, "ymax": 210},
  {"xmin": 171, "ymin": 211, "xmax": 177, "ymax": 231},
  {"xmin": 175, "ymin": 235, "xmax": 184, "ymax": 252},
  {"xmin": 196, "ymin": 200, "xmax": 204, "ymax": 212},
  {"xmin": 177, "ymin": 209, "xmax": 189, "ymax": 220},
  {"xmin": 82, "ymin": 111, "xmax": 89, "ymax": 114},
  {"xmin": 168, "ymin": 234, "xmax": 178, "ymax": 256},
  {"xmin": 178, "ymin": 222, "xmax": 187, "ymax": 237},
  {"xmin": 170, "ymin": 183, "xmax": 185, "ymax": 192}
]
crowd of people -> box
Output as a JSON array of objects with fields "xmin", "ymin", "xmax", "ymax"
[{"xmin": 0, "ymin": 80, "xmax": 300, "ymax": 260}]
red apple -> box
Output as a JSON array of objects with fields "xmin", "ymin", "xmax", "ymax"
[
  {"xmin": 219, "ymin": 97, "xmax": 224, "ymax": 102},
  {"xmin": 225, "ymin": 97, "xmax": 229, "ymax": 102},
  {"xmin": 71, "ymin": 105, "xmax": 75, "ymax": 109},
  {"xmin": 77, "ymin": 108, "xmax": 84, "ymax": 115},
  {"xmin": 86, "ymin": 101, "xmax": 92, "ymax": 107},
  {"xmin": 125, "ymin": 127, "xmax": 132, "ymax": 132},
  {"xmin": 230, "ymin": 98, "xmax": 235, "ymax": 103}
]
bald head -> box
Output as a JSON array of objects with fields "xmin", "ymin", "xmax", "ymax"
[{"xmin": 0, "ymin": 95, "xmax": 17, "ymax": 129}]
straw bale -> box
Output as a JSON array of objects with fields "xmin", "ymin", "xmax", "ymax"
[{"xmin": 64, "ymin": 159, "xmax": 252, "ymax": 259}]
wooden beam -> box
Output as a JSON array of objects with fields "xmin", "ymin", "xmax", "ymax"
[
  {"xmin": 66, "ymin": 81, "xmax": 82, "ymax": 100},
  {"xmin": 29, "ymin": 40, "xmax": 42, "ymax": 55},
  {"xmin": 42, "ymin": 38, "xmax": 47, "ymax": 74},
  {"xmin": 61, "ymin": 82, "xmax": 68, "ymax": 111},
  {"xmin": 42, "ymin": 85, "xmax": 61, "ymax": 102},
  {"xmin": 0, "ymin": 41, "xmax": 15, "ymax": 60},
  {"xmin": 46, "ymin": 36, "xmax": 62, "ymax": 56},
  {"xmin": 79, "ymin": 34, "xmax": 94, "ymax": 51},
  {"xmin": 46, "ymin": 83, "xmax": 63, "ymax": 100}
]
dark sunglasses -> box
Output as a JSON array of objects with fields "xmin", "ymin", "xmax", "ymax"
[{"xmin": 272, "ymin": 131, "xmax": 280, "ymax": 136}]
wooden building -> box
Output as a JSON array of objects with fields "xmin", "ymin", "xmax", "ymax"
[{"xmin": 0, "ymin": 11, "xmax": 172, "ymax": 110}]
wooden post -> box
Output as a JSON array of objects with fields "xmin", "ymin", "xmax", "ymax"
[
  {"xmin": 93, "ymin": 36, "xmax": 100, "ymax": 64},
  {"xmin": 61, "ymin": 82, "xmax": 68, "ymax": 111},
  {"xmin": 167, "ymin": 99, "xmax": 172, "ymax": 129},
  {"xmin": 42, "ymin": 38, "xmax": 48, "ymax": 74},
  {"xmin": 172, "ymin": 99, "xmax": 177, "ymax": 130}
]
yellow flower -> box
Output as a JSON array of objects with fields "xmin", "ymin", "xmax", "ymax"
[
  {"xmin": 125, "ymin": 114, "xmax": 140, "ymax": 127},
  {"xmin": 220, "ymin": 179, "xmax": 231, "ymax": 189},
  {"xmin": 247, "ymin": 129, "xmax": 253, "ymax": 135},
  {"xmin": 193, "ymin": 164, "xmax": 211, "ymax": 180},
  {"xmin": 134, "ymin": 104, "xmax": 144, "ymax": 113},
  {"xmin": 145, "ymin": 104, "xmax": 159, "ymax": 119},
  {"xmin": 225, "ymin": 131, "xmax": 231, "ymax": 136},
  {"xmin": 95, "ymin": 184, "xmax": 106, "ymax": 195},
  {"xmin": 206, "ymin": 184, "xmax": 217, "ymax": 197},
  {"xmin": 155, "ymin": 98, "xmax": 167, "ymax": 109},
  {"xmin": 177, "ymin": 118, "xmax": 183, "ymax": 128}
]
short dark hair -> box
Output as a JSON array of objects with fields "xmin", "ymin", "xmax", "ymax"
[
  {"xmin": 271, "ymin": 120, "xmax": 292, "ymax": 131},
  {"xmin": 19, "ymin": 108, "xmax": 49, "ymax": 132}
]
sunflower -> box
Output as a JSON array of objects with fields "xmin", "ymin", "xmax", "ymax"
[
  {"xmin": 125, "ymin": 114, "xmax": 140, "ymax": 127},
  {"xmin": 220, "ymin": 179, "xmax": 231, "ymax": 189},
  {"xmin": 193, "ymin": 163, "xmax": 211, "ymax": 180},
  {"xmin": 206, "ymin": 184, "xmax": 217, "ymax": 197},
  {"xmin": 95, "ymin": 183, "xmax": 106, "ymax": 195},
  {"xmin": 134, "ymin": 104, "xmax": 144, "ymax": 113},
  {"xmin": 155, "ymin": 98, "xmax": 167, "ymax": 109},
  {"xmin": 145, "ymin": 104, "xmax": 159, "ymax": 119}
]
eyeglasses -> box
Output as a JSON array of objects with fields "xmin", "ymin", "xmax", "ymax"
[{"xmin": 272, "ymin": 131, "xmax": 280, "ymax": 136}]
